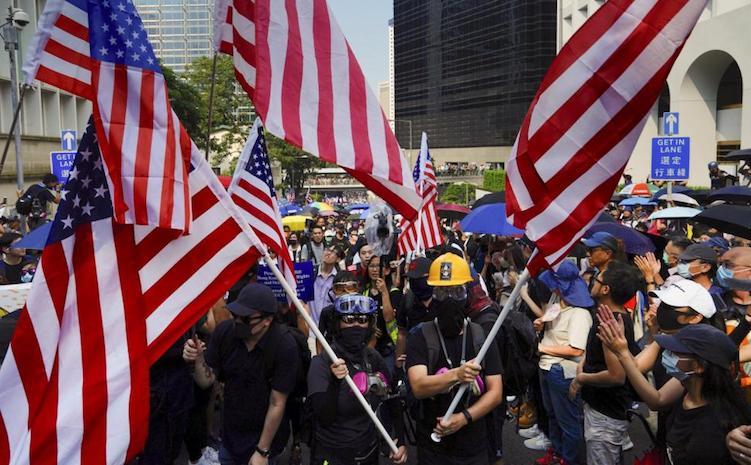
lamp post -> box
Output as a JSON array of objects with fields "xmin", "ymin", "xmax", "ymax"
[{"xmin": 1, "ymin": 6, "xmax": 30, "ymax": 191}]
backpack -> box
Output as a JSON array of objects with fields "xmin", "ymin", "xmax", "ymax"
[
  {"xmin": 262, "ymin": 323, "xmax": 312, "ymax": 400},
  {"xmin": 15, "ymin": 191, "xmax": 34, "ymax": 215},
  {"xmin": 474, "ymin": 304, "xmax": 539, "ymax": 397}
]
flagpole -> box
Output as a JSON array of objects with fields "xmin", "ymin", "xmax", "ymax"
[
  {"xmin": 0, "ymin": 84, "xmax": 27, "ymax": 180},
  {"xmin": 261, "ymin": 252, "xmax": 400, "ymax": 454},
  {"xmin": 431, "ymin": 268, "xmax": 531, "ymax": 443},
  {"xmin": 204, "ymin": 53, "xmax": 218, "ymax": 161}
]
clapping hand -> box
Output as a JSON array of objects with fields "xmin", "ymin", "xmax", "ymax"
[{"xmin": 596, "ymin": 305, "xmax": 629, "ymax": 356}]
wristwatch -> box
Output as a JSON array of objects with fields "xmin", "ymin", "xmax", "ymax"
[{"xmin": 255, "ymin": 446, "xmax": 271, "ymax": 458}]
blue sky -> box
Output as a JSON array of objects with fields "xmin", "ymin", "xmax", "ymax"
[{"xmin": 328, "ymin": 0, "xmax": 393, "ymax": 90}]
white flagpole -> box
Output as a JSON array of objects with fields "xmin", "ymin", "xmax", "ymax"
[
  {"xmin": 414, "ymin": 133, "xmax": 429, "ymax": 255},
  {"xmin": 261, "ymin": 252, "xmax": 399, "ymax": 454},
  {"xmin": 431, "ymin": 268, "xmax": 531, "ymax": 442}
]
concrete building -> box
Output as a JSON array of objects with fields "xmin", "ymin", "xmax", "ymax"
[
  {"xmin": 0, "ymin": 0, "xmax": 91, "ymax": 199},
  {"xmin": 559, "ymin": 0, "xmax": 750, "ymax": 187},
  {"xmin": 392, "ymin": 0, "xmax": 557, "ymax": 168},
  {"xmin": 135, "ymin": 0, "xmax": 214, "ymax": 73}
]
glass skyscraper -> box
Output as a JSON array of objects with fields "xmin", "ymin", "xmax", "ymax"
[
  {"xmin": 135, "ymin": 0, "xmax": 214, "ymax": 72},
  {"xmin": 393, "ymin": 0, "xmax": 557, "ymax": 149}
]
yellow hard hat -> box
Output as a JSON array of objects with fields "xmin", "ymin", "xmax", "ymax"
[{"xmin": 428, "ymin": 253, "xmax": 473, "ymax": 287}]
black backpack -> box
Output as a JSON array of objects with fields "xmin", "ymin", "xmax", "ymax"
[
  {"xmin": 15, "ymin": 191, "xmax": 34, "ymax": 215},
  {"xmin": 473, "ymin": 304, "xmax": 538, "ymax": 397}
]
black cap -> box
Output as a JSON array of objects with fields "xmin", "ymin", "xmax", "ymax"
[
  {"xmin": 227, "ymin": 283, "xmax": 278, "ymax": 317},
  {"xmin": 406, "ymin": 256, "xmax": 431, "ymax": 278},
  {"xmin": 679, "ymin": 244, "xmax": 718, "ymax": 264},
  {"xmin": 655, "ymin": 325, "xmax": 737, "ymax": 369}
]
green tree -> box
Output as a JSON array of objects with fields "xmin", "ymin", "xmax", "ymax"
[
  {"xmin": 482, "ymin": 169, "xmax": 506, "ymax": 192},
  {"xmin": 266, "ymin": 133, "xmax": 325, "ymax": 196},
  {"xmin": 441, "ymin": 183, "xmax": 476, "ymax": 205},
  {"xmin": 161, "ymin": 63, "xmax": 203, "ymax": 139}
]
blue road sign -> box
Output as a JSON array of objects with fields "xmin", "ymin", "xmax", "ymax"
[
  {"xmin": 663, "ymin": 112, "xmax": 679, "ymax": 136},
  {"xmin": 50, "ymin": 151, "xmax": 77, "ymax": 183},
  {"xmin": 61, "ymin": 129, "xmax": 78, "ymax": 151},
  {"xmin": 651, "ymin": 137, "xmax": 690, "ymax": 180}
]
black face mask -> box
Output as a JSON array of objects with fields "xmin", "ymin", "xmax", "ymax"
[
  {"xmin": 434, "ymin": 298, "xmax": 466, "ymax": 337},
  {"xmin": 656, "ymin": 303, "xmax": 693, "ymax": 331},
  {"xmin": 410, "ymin": 277, "xmax": 433, "ymax": 302},
  {"xmin": 337, "ymin": 326, "xmax": 370, "ymax": 356},
  {"xmin": 234, "ymin": 316, "xmax": 265, "ymax": 339}
]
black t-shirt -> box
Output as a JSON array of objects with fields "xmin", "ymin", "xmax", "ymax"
[
  {"xmin": 666, "ymin": 400, "xmax": 735, "ymax": 465},
  {"xmin": 396, "ymin": 295, "xmax": 437, "ymax": 333},
  {"xmin": 307, "ymin": 351, "xmax": 389, "ymax": 450},
  {"xmin": 0, "ymin": 261, "xmax": 25, "ymax": 284},
  {"xmin": 24, "ymin": 184, "xmax": 56, "ymax": 211},
  {"xmin": 205, "ymin": 320, "xmax": 300, "ymax": 462},
  {"xmin": 405, "ymin": 323, "xmax": 502, "ymax": 457},
  {"xmin": 581, "ymin": 311, "xmax": 640, "ymax": 420}
]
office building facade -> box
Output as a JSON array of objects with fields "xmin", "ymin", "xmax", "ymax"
[{"xmin": 393, "ymin": 0, "xmax": 557, "ymax": 164}]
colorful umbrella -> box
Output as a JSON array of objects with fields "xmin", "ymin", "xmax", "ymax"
[
  {"xmin": 648, "ymin": 207, "xmax": 701, "ymax": 220},
  {"xmin": 619, "ymin": 197, "xmax": 656, "ymax": 207},
  {"xmin": 460, "ymin": 203, "xmax": 523, "ymax": 236},
  {"xmin": 309, "ymin": 201, "xmax": 334, "ymax": 211},
  {"xmin": 619, "ymin": 182, "xmax": 656, "ymax": 197}
]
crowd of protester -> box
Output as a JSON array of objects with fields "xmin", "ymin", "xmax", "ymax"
[{"xmin": 1, "ymin": 170, "xmax": 751, "ymax": 465}]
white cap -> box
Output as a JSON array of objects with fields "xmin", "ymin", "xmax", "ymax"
[{"xmin": 650, "ymin": 279, "xmax": 716, "ymax": 318}]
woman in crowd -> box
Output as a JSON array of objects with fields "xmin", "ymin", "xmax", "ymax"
[
  {"xmin": 307, "ymin": 294, "xmax": 407, "ymax": 465},
  {"xmin": 598, "ymin": 308, "xmax": 751, "ymax": 465},
  {"xmin": 362, "ymin": 254, "xmax": 398, "ymax": 376}
]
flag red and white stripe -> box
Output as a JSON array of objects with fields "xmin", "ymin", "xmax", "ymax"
[
  {"xmin": 0, "ymin": 131, "xmax": 262, "ymax": 465},
  {"xmin": 398, "ymin": 133, "xmax": 443, "ymax": 255},
  {"xmin": 23, "ymin": 0, "xmax": 192, "ymax": 233},
  {"xmin": 228, "ymin": 119, "xmax": 296, "ymax": 294},
  {"xmin": 214, "ymin": 0, "xmax": 421, "ymax": 220},
  {"xmin": 505, "ymin": 0, "xmax": 706, "ymax": 274}
]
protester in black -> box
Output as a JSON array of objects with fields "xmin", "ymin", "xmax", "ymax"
[
  {"xmin": 0, "ymin": 233, "xmax": 31, "ymax": 284},
  {"xmin": 598, "ymin": 313, "xmax": 751, "ymax": 465},
  {"xmin": 182, "ymin": 283, "xmax": 300, "ymax": 465},
  {"xmin": 308, "ymin": 294, "xmax": 407, "ymax": 465},
  {"xmin": 576, "ymin": 262, "xmax": 643, "ymax": 464},
  {"xmin": 363, "ymin": 255, "xmax": 398, "ymax": 375},
  {"xmin": 407, "ymin": 253, "xmax": 503, "ymax": 465},
  {"xmin": 19, "ymin": 173, "xmax": 61, "ymax": 230}
]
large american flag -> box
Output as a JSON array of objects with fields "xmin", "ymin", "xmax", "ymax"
[
  {"xmin": 23, "ymin": 0, "xmax": 192, "ymax": 233},
  {"xmin": 0, "ymin": 120, "xmax": 262, "ymax": 465},
  {"xmin": 397, "ymin": 133, "xmax": 443, "ymax": 256},
  {"xmin": 213, "ymin": 0, "xmax": 421, "ymax": 220},
  {"xmin": 228, "ymin": 119, "xmax": 296, "ymax": 294},
  {"xmin": 505, "ymin": 0, "xmax": 706, "ymax": 274}
]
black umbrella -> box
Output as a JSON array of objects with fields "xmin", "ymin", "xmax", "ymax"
[
  {"xmin": 471, "ymin": 191, "xmax": 505, "ymax": 209},
  {"xmin": 597, "ymin": 212, "xmax": 618, "ymax": 223},
  {"xmin": 693, "ymin": 205, "xmax": 751, "ymax": 239},
  {"xmin": 706, "ymin": 186, "xmax": 751, "ymax": 204},
  {"xmin": 724, "ymin": 148, "xmax": 751, "ymax": 162}
]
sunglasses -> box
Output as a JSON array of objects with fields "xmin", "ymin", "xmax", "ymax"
[
  {"xmin": 432, "ymin": 286, "xmax": 467, "ymax": 301},
  {"xmin": 340, "ymin": 314, "xmax": 372, "ymax": 325},
  {"xmin": 333, "ymin": 281, "xmax": 360, "ymax": 293}
]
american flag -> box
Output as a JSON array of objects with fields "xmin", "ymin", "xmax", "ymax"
[
  {"xmin": 0, "ymin": 119, "xmax": 262, "ymax": 465},
  {"xmin": 397, "ymin": 133, "xmax": 443, "ymax": 256},
  {"xmin": 213, "ymin": 0, "xmax": 421, "ymax": 221},
  {"xmin": 228, "ymin": 119, "xmax": 296, "ymax": 294},
  {"xmin": 505, "ymin": 0, "xmax": 706, "ymax": 274},
  {"xmin": 23, "ymin": 0, "xmax": 192, "ymax": 233}
]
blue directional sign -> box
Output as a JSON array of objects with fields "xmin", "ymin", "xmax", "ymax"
[
  {"xmin": 50, "ymin": 151, "xmax": 77, "ymax": 183},
  {"xmin": 61, "ymin": 129, "xmax": 78, "ymax": 152},
  {"xmin": 651, "ymin": 137, "xmax": 690, "ymax": 180},
  {"xmin": 663, "ymin": 112, "xmax": 679, "ymax": 136}
]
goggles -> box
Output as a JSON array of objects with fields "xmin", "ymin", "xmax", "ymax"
[
  {"xmin": 334, "ymin": 294, "xmax": 377, "ymax": 315},
  {"xmin": 432, "ymin": 286, "xmax": 467, "ymax": 302},
  {"xmin": 333, "ymin": 280, "xmax": 360, "ymax": 294}
]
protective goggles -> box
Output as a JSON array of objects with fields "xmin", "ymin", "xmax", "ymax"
[
  {"xmin": 432, "ymin": 286, "xmax": 467, "ymax": 302},
  {"xmin": 334, "ymin": 294, "xmax": 377, "ymax": 315},
  {"xmin": 333, "ymin": 280, "xmax": 360, "ymax": 294}
]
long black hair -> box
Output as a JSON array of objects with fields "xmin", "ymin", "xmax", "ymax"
[{"xmin": 699, "ymin": 359, "xmax": 751, "ymax": 433}]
